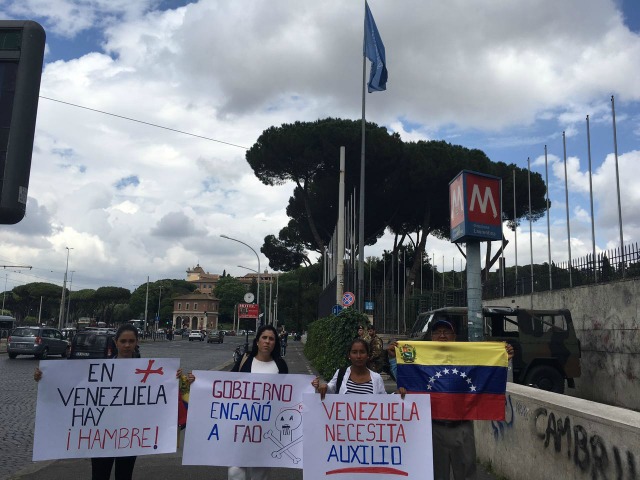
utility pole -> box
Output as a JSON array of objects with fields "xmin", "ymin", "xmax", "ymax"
[
  {"xmin": 157, "ymin": 285, "xmax": 163, "ymax": 331},
  {"xmin": 65, "ymin": 271, "xmax": 75, "ymax": 327},
  {"xmin": 1, "ymin": 265, "xmax": 32, "ymax": 314},
  {"xmin": 144, "ymin": 277, "xmax": 149, "ymax": 335},
  {"xmin": 58, "ymin": 248, "xmax": 72, "ymax": 330}
]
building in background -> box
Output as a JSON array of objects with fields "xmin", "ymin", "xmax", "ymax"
[{"xmin": 172, "ymin": 293, "xmax": 218, "ymax": 331}]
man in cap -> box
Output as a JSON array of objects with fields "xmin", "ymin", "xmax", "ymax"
[{"xmin": 388, "ymin": 318, "xmax": 513, "ymax": 480}]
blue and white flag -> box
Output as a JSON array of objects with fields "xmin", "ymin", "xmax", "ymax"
[{"xmin": 364, "ymin": 2, "xmax": 387, "ymax": 92}]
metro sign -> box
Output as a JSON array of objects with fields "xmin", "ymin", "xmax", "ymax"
[{"xmin": 449, "ymin": 170, "xmax": 502, "ymax": 243}]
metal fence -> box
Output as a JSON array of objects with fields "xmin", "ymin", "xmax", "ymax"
[
  {"xmin": 318, "ymin": 242, "xmax": 640, "ymax": 333},
  {"xmin": 483, "ymin": 242, "xmax": 640, "ymax": 299}
]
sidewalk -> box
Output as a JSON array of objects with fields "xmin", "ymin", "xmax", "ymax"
[{"xmin": 8, "ymin": 341, "xmax": 502, "ymax": 480}]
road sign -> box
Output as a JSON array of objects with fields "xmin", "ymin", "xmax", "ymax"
[
  {"xmin": 332, "ymin": 304, "xmax": 343, "ymax": 316},
  {"xmin": 342, "ymin": 292, "xmax": 355, "ymax": 307},
  {"xmin": 238, "ymin": 303, "xmax": 259, "ymax": 319},
  {"xmin": 365, "ymin": 301, "xmax": 374, "ymax": 311}
]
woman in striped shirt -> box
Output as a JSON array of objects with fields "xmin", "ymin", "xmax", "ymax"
[{"xmin": 312, "ymin": 338, "xmax": 386, "ymax": 396}]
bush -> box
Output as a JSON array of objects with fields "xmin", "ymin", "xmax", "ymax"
[{"xmin": 304, "ymin": 308, "xmax": 369, "ymax": 379}]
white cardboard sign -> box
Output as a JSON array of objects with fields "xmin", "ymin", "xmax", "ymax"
[
  {"xmin": 302, "ymin": 393, "xmax": 433, "ymax": 480},
  {"xmin": 182, "ymin": 371, "xmax": 315, "ymax": 468},
  {"xmin": 33, "ymin": 358, "xmax": 179, "ymax": 461}
]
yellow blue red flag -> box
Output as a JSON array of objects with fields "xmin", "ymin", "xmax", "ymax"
[{"xmin": 395, "ymin": 341, "xmax": 508, "ymax": 421}]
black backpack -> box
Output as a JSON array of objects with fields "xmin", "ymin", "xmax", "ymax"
[{"xmin": 335, "ymin": 366, "xmax": 348, "ymax": 392}]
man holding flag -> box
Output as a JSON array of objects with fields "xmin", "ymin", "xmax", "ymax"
[{"xmin": 388, "ymin": 320, "xmax": 514, "ymax": 480}]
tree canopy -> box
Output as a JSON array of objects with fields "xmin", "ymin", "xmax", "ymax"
[
  {"xmin": 246, "ymin": 118, "xmax": 404, "ymax": 262},
  {"xmin": 214, "ymin": 276, "xmax": 246, "ymax": 324},
  {"xmin": 247, "ymin": 119, "xmax": 549, "ymax": 291}
]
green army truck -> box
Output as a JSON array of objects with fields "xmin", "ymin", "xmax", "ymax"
[{"xmin": 409, "ymin": 306, "xmax": 581, "ymax": 394}]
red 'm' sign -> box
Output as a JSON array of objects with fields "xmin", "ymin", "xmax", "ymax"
[{"xmin": 449, "ymin": 170, "xmax": 502, "ymax": 243}]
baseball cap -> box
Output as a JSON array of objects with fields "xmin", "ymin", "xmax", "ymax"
[{"xmin": 431, "ymin": 319, "xmax": 455, "ymax": 332}]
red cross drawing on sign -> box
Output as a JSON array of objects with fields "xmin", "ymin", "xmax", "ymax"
[{"xmin": 135, "ymin": 359, "xmax": 164, "ymax": 383}]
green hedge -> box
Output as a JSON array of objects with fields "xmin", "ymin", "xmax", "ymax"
[{"xmin": 304, "ymin": 308, "xmax": 369, "ymax": 380}]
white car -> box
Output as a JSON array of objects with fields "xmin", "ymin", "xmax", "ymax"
[{"xmin": 188, "ymin": 329, "xmax": 204, "ymax": 341}]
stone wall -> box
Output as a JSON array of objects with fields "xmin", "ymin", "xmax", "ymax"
[{"xmin": 475, "ymin": 383, "xmax": 640, "ymax": 480}]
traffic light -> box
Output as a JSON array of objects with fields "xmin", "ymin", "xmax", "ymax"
[{"xmin": 0, "ymin": 20, "xmax": 45, "ymax": 224}]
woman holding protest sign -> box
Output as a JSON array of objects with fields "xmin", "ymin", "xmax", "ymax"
[
  {"xmin": 34, "ymin": 323, "xmax": 193, "ymax": 480},
  {"xmin": 227, "ymin": 324, "xmax": 288, "ymax": 480},
  {"xmin": 311, "ymin": 338, "xmax": 387, "ymax": 397}
]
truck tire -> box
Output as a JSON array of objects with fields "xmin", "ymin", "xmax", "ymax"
[{"xmin": 524, "ymin": 365, "xmax": 565, "ymax": 394}]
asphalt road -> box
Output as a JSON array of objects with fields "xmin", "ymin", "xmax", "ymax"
[{"xmin": 0, "ymin": 335, "xmax": 243, "ymax": 480}]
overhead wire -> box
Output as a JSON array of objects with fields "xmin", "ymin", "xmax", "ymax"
[{"xmin": 39, "ymin": 96, "xmax": 250, "ymax": 150}]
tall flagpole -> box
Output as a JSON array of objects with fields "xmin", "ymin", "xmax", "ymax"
[
  {"xmin": 544, "ymin": 145, "xmax": 552, "ymax": 290},
  {"xmin": 513, "ymin": 169, "xmax": 518, "ymax": 295},
  {"xmin": 500, "ymin": 178, "xmax": 505, "ymax": 297},
  {"xmin": 563, "ymin": 131, "xmax": 573, "ymax": 288},
  {"xmin": 337, "ymin": 147, "xmax": 346, "ymax": 304},
  {"xmin": 586, "ymin": 115, "xmax": 597, "ymax": 282},
  {"xmin": 358, "ymin": 3, "xmax": 367, "ymax": 312},
  {"xmin": 611, "ymin": 95, "xmax": 625, "ymax": 277},
  {"xmin": 360, "ymin": 1, "xmax": 387, "ymax": 312},
  {"xmin": 528, "ymin": 157, "xmax": 534, "ymax": 307}
]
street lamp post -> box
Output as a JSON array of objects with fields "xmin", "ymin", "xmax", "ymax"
[
  {"xmin": 220, "ymin": 235, "xmax": 261, "ymax": 324},
  {"xmin": 58, "ymin": 247, "xmax": 72, "ymax": 330},
  {"xmin": 65, "ymin": 271, "xmax": 75, "ymax": 328},
  {"xmin": 157, "ymin": 285, "xmax": 163, "ymax": 333},
  {"xmin": 2, "ymin": 274, "xmax": 7, "ymax": 314}
]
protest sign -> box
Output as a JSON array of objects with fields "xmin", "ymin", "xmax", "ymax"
[
  {"xmin": 302, "ymin": 393, "xmax": 433, "ymax": 480},
  {"xmin": 182, "ymin": 371, "xmax": 315, "ymax": 468},
  {"xmin": 33, "ymin": 358, "xmax": 179, "ymax": 461}
]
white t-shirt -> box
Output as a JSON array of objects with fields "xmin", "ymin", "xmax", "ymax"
[{"xmin": 251, "ymin": 357, "xmax": 279, "ymax": 374}]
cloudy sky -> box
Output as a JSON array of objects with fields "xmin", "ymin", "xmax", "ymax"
[{"xmin": 1, "ymin": 0, "xmax": 639, "ymax": 294}]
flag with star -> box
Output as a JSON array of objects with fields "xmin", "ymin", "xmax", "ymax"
[{"xmin": 395, "ymin": 341, "xmax": 508, "ymax": 421}]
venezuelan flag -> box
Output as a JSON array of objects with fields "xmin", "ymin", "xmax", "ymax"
[{"xmin": 395, "ymin": 342, "xmax": 507, "ymax": 421}]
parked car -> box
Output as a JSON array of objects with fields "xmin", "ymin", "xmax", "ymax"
[
  {"xmin": 189, "ymin": 330, "xmax": 204, "ymax": 341},
  {"xmin": 410, "ymin": 306, "xmax": 582, "ymax": 394},
  {"xmin": 207, "ymin": 330, "xmax": 224, "ymax": 344},
  {"xmin": 69, "ymin": 331, "xmax": 116, "ymax": 359},
  {"xmin": 7, "ymin": 326, "xmax": 69, "ymax": 359},
  {"xmin": 182, "ymin": 329, "xmax": 190, "ymax": 338}
]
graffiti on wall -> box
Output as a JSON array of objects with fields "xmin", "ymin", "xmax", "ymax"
[
  {"xmin": 533, "ymin": 407, "xmax": 637, "ymax": 480},
  {"xmin": 491, "ymin": 395, "xmax": 514, "ymax": 441}
]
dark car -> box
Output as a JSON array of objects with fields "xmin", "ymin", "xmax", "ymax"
[
  {"xmin": 207, "ymin": 330, "xmax": 224, "ymax": 344},
  {"xmin": 69, "ymin": 331, "xmax": 116, "ymax": 359},
  {"xmin": 7, "ymin": 326, "xmax": 69, "ymax": 359}
]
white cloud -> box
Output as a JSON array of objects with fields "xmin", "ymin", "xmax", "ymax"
[{"xmin": 0, "ymin": 0, "xmax": 639, "ymax": 293}]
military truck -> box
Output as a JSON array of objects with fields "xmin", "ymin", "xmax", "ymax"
[{"xmin": 409, "ymin": 306, "xmax": 581, "ymax": 394}]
